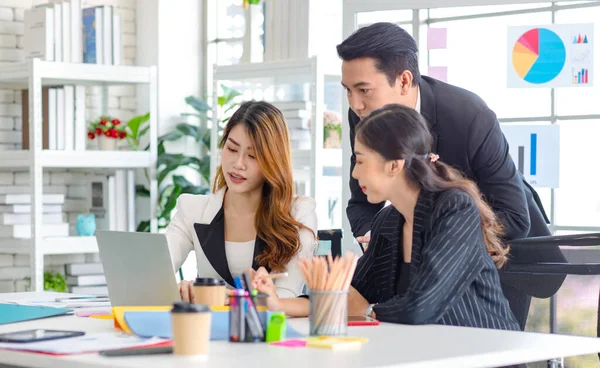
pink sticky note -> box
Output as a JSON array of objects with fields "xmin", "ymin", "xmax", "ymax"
[
  {"xmin": 428, "ymin": 66, "xmax": 448, "ymax": 82},
  {"xmin": 427, "ymin": 28, "xmax": 447, "ymax": 50},
  {"xmin": 270, "ymin": 339, "xmax": 307, "ymax": 348}
]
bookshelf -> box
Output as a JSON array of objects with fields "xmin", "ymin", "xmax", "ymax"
[
  {"xmin": 211, "ymin": 57, "xmax": 343, "ymax": 229},
  {"xmin": 0, "ymin": 58, "xmax": 158, "ymax": 292}
]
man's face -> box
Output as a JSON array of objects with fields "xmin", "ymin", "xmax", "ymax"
[{"xmin": 341, "ymin": 57, "xmax": 411, "ymax": 119}]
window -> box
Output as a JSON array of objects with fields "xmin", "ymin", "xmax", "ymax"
[
  {"xmin": 554, "ymin": 6, "xmax": 600, "ymax": 116},
  {"xmin": 432, "ymin": 11, "xmax": 552, "ymax": 118}
]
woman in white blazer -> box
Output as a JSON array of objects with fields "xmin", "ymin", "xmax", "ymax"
[{"xmin": 166, "ymin": 101, "xmax": 318, "ymax": 301}]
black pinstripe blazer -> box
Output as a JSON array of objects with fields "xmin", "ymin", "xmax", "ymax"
[{"xmin": 352, "ymin": 189, "xmax": 520, "ymax": 331}]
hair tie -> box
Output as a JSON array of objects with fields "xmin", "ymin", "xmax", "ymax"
[{"xmin": 424, "ymin": 153, "xmax": 440, "ymax": 163}]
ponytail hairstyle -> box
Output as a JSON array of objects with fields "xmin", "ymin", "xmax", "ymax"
[{"xmin": 355, "ymin": 104, "xmax": 509, "ymax": 268}]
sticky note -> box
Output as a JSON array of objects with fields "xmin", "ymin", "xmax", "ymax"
[
  {"xmin": 427, "ymin": 28, "xmax": 447, "ymax": 50},
  {"xmin": 428, "ymin": 66, "xmax": 448, "ymax": 82}
]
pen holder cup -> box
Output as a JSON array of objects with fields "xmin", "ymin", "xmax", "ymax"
[
  {"xmin": 309, "ymin": 290, "xmax": 348, "ymax": 336},
  {"xmin": 228, "ymin": 291, "xmax": 268, "ymax": 343}
]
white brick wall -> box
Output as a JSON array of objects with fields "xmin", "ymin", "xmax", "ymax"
[{"xmin": 0, "ymin": 0, "xmax": 137, "ymax": 289}]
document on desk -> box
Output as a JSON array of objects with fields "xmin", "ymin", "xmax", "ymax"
[
  {"xmin": 0, "ymin": 332, "xmax": 169, "ymax": 355},
  {"xmin": 4, "ymin": 299, "xmax": 111, "ymax": 309}
]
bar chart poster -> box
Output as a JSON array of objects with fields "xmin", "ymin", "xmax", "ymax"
[
  {"xmin": 507, "ymin": 24, "xmax": 593, "ymax": 88},
  {"xmin": 500, "ymin": 124, "xmax": 560, "ymax": 188}
]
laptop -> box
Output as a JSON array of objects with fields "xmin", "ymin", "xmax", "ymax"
[{"xmin": 95, "ymin": 231, "xmax": 182, "ymax": 306}]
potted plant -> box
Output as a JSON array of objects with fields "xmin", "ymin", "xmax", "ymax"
[
  {"xmin": 87, "ymin": 116, "xmax": 127, "ymax": 150},
  {"xmin": 135, "ymin": 85, "xmax": 241, "ymax": 232},
  {"xmin": 23, "ymin": 271, "xmax": 67, "ymax": 292}
]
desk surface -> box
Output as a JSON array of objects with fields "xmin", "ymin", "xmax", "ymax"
[{"xmin": 1, "ymin": 292, "xmax": 600, "ymax": 368}]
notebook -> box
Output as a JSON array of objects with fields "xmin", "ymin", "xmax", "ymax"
[{"xmin": 0, "ymin": 304, "xmax": 71, "ymax": 325}]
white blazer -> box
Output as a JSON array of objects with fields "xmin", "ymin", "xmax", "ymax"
[{"xmin": 166, "ymin": 188, "xmax": 318, "ymax": 298}]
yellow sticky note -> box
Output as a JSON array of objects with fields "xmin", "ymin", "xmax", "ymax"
[
  {"xmin": 306, "ymin": 336, "xmax": 368, "ymax": 350},
  {"xmin": 112, "ymin": 306, "xmax": 172, "ymax": 333}
]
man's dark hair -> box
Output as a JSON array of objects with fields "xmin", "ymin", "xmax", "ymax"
[{"xmin": 336, "ymin": 22, "xmax": 420, "ymax": 87}]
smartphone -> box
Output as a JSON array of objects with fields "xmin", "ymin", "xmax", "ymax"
[
  {"xmin": 347, "ymin": 315, "xmax": 380, "ymax": 326},
  {"xmin": 99, "ymin": 345, "xmax": 173, "ymax": 357},
  {"xmin": 0, "ymin": 329, "xmax": 85, "ymax": 343}
]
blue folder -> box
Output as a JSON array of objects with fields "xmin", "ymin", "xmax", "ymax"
[
  {"xmin": 124, "ymin": 311, "xmax": 304, "ymax": 340},
  {"xmin": 0, "ymin": 304, "xmax": 71, "ymax": 325}
]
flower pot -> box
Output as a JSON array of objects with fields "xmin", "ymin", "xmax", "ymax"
[{"xmin": 98, "ymin": 135, "xmax": 118, "ymax": 151}]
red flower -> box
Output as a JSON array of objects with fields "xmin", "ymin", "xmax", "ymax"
[
  {"xmin": 95, "ymin": 128, "xmax": 102, "ymax": 135},
  {"xmin": 111, "ymin": 129, "xmax": 119, "ymax": 138},
  {"xmin": 119, "ymin": 131, "xmax": 126, "ymax": 139},
  {"xmin": 100, "ymin": 119, "xmax": 107, "ymax": 126},
  {"xmin": 87, "ymin": 132, "xmax": 95, "ymax": 140},
  {"xmin": 112, "ymin": 119, "xmax": 121, "ymax": 126},
  {"xmin": 104, "ymin": 130, "xmax": 111, "ymax": 137}
]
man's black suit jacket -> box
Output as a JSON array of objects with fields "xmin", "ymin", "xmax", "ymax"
[{"xmin": 346, "ymin": 76, "xmax": 565, "ymax": 298}]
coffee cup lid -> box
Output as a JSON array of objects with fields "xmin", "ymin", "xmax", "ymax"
[
  {"xmin": 171, "ymin": 302, "xmax": 210, "ymax": 313},
  {"xmin": 194, "ymin": 277, "xmax": 226, "ymax": 286}
]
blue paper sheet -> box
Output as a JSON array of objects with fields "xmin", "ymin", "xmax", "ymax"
[
  {"xmin": 0, "ymin": 304, "xmax": 71, "ymax": 325},
  {"xmin": 124, "ymin": 311, "xmax": 304, "ymax": 340}
]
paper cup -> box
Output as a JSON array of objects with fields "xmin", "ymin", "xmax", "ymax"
[{"xmin": 171, "ymin": 302, "xmax": 211, "ymax": 356}]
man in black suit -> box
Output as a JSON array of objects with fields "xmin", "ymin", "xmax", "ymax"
[{"xmin": 339, "ymin": 22, "xmax": 565, "ymax": 330}]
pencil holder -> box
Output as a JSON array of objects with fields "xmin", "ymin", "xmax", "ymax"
[
  {"xmin": 309, "ymin": 290, "xmax": 348, "ymax": 336},
  {"xmin": 229, "ymin": 290, "xmax": 266, "ymax": 343}
]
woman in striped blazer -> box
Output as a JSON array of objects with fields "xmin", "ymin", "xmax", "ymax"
[
  {"xmin": 253, "ymin": 104, "xmax": 519, "ymax": 331},
  {"xmin": 347, "ymin": 104, "xmax": 519, "ymax": 330}
]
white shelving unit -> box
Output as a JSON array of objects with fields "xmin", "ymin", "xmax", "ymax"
[
  {"xmin": 0, "ymin": 59, "xmax": 158, "ymax": 291},
  {"xmin": 211, "ymin": 57, "xmax": 343, "ymax": 228}
]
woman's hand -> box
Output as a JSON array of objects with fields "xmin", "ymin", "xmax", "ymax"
[
  {"xmin": 178, "ymin": 280, "xmax": 195, "ymax": 303},
  {"xmin": 248, "ymin": 267, "xmax": 281, "ymax": 311}
]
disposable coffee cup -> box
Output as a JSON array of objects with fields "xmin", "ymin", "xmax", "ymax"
[
  {"xmin": 171, "ymin": 302, "xmax": 211, "ymax": 356},
  {"xmin": 193, "ymin": 278, "xmax": 227, "ymax": 306}
]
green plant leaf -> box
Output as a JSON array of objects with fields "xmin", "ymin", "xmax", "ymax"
[
  {"xmin": 172, "ymin": 175, "xmax": 194, "ymax": 189},
  {"xmin": 158, "ymin": 130, "xmax": 184, "ymax": 143},
  {"xmin": 137, "ymin": 220, "xmax": 151, "ymax": 232},
  {"xmin": 185, "ymin": 96, "xmax": 211, "ymax": 113},
  {"xmin": 181, "ymin": 112, "xmax": 208, "ymax": 119},
  {"xmin": 136, "ymin": 185, "xmax": 150, "ymax": 197},
  {"xmin": 218, "ymin": 85, "xmax": 242, "ymax": 106},
  {"xmin": 126, "ymin": 112, "xmax": 150, "ymax": 139},
  {"xmin": 158, "ymin": 184, "xmax": 182, "ymax": 220},
  {"xmin": 175, "ymin": 123, "xmax": 203, "ymax": 141}
]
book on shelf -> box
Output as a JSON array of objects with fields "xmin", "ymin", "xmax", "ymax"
[
  {"xmin": 56, "ymin": 88, "xmax": 65, "ymax": 150},
  {"xmin": 53, "ymin": 2, "xmax": 62, "ymax": 62},
  {"xmin": 21, "ymin": 88, "xmax": 51, "ymax": 150},
  {"xmin": 0, "ymin": 223, "xmax": 69, "ymax": 238},
  {"xmin": 66, "ymin": 274, "xmax": 106, "ymax": 286},
  {"xmin": 23, "ymin": 5, "xmax": 54, "ymax": 61},
  {"xmin": 70, "ymin": 285, "xmax": 108, "ymax": 295},
  {"xmin": 82, "ymin": 7, "xmax": 102, "ymax": 64},
  {"xmin": 271, "ymin": 101, "xmax": 311, "ymax": 111},
  {"xmin": 0, "ymin": 213, "xmax": 63, "ymax": 225},
  {"xmin": 65, "ymin": 263, "xmax": 103, "ymax": 276},
  {"xmin": 101, "ymin": 5, "xmax": 113, "ymax": 66},
  {"xmin": 0, "ymin": 204, "xmax": 63, "ymax": 214},
  {"xmin": 48, "ymin": 88, "xmax": 57, "ymax": 150},
  {"xmin": 0, "ymin": 194, "xmax": 64, "ymax": 205}
]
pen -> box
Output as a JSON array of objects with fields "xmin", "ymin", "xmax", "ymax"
[
  {"xmin": 258, "ymin": 272, "xmax": 288, "ymax": 280},
  {"xmin": 55, "ymin": 296, "xmax": 109, "ymax": 302}
]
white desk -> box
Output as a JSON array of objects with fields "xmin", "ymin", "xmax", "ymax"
[{"xmin": 1, "ymin": 292, "xmax": 599, "ymax": 368}]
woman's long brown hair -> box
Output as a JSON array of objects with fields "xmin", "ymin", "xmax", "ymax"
[
  {"xmin": 213, "ymin": 101, "xmax": 312, "ymax": 272},
  {"xmin": 356, "ymin": 104, "xmax": 509, "ymax": 268}
]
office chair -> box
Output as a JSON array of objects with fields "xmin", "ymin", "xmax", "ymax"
[{"xmin": 501, "ymin": 233, "xmax": 600, "ymax": 367}]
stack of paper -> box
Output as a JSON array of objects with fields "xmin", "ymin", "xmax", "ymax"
[{"xmin": 0, "ymin": 332, "xmax": 169, "ymax": 355}]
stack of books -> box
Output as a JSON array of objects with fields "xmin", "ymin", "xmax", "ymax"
[
  {"xmin": 272, "ymin": 101, "xmax": 312, "ymax": 150},
  {"xmin": 65, "ymin": 262, "xmax": 107, "ymax": 295},
  {"xmin": 0, "ymin": 194, "xmax": 67, "ymax": 239},
  {"xmin": 23, "ymin": 0, "xmax": 122, "ymax": 65}
]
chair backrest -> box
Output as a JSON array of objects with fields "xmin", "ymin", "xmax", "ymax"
[
  {"xmin": 317, "ymin": 229, "xmax": 342, "ymax": 258},
  {"xmin": 502, "ymin": 232, "xmax": 600, "ymax": 362}
]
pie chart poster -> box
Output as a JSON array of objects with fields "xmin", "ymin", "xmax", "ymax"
[{"xmin": 507, "ymin": 24, "xmax": 594, "ymax": 88}]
